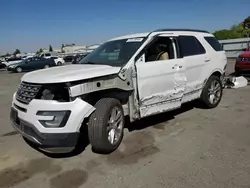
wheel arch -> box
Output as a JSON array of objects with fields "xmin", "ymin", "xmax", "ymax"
[
  {"xmin": 80, "ymin": 88, "xmax": 132, "ymax": 106},
  {"xmin": 77, "ymin": 88, "xmax": 132, "ymax": 130}
]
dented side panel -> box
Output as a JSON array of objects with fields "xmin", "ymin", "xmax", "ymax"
[{"xmin": 136, "ymin": 58, "xmax": 187, "ymax": 118}]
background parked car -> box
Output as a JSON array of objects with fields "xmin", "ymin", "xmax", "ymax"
[
  {"xmin": 2, "ymin": 57, "xmax": 23, "ymax": 67},
  {"xmin": 7, "ymin": 57, "xmax": 56, "ymax": 73},
  {"xmin": 72, "ymin": 54, "xmax": 88, "ymax": 64},
  {"xmin": 50, "ymin": 56, "xmax": 65, "ymax": 65},
  {"xmin": 235, "ymin": 51, "xmax": 250, "ymax": 76},
  {"xmin": 242, "ymin": 47, "xmax": 250, "ymax": 51},
  {"xmin": 0, "ymin": 61, "xmax": 6, "ymax": 69},
  {"xmin": 63, "ymin": 55, "xmax": 75, "ymax": 63},
  {"xmin": 39, "ymin": 52, "xmax": 58, "ymax": 59}
]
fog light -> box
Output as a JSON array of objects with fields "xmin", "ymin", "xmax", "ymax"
[{"xmin": 37, "ymin": 111, "xmax": 71, "ymax": 128}]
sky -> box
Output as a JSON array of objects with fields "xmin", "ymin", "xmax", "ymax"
[{"xmin": 0, "ymin": 0, "xmax": 249, "ymax": 53}]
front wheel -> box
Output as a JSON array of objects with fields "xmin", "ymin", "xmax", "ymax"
[
  {"xmin": 16, "ymin": 67, "xmax": 22, "ymax": 73},
  {"xmin": 88, "ymin": 98, "xmax": 125, "ymax": 154},
  {"xmin": 44, "ymin": 65, "xmax": 49, "ymax": 69},
  {"xmin": 57, "ymin": 62, "xmax": 62, "ymax": 66},
  {"xmin": 200, "ymin": 75, "xmax": 223, "ymax": 108}
]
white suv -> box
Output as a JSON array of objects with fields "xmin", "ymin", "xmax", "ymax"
[{"xmin": 10, "ymin": 29, "xmax": 227, "ymax": 154}]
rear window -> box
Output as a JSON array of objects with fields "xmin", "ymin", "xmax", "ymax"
[
  {"xmin": 178, "ymin": 36, "xmax": 206, "ymax": 57},
  {"xmin": 204, "ymin": 37, "xmax": 223, "ymax": 51}
]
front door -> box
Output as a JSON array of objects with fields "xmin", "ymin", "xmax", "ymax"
[{"xmin": 135, "ymin": 36, "xmax": 187, "ymax": 118}]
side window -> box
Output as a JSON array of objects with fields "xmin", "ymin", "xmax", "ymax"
[
  {"xmin": 145, "ymin": 37, "xmax": 175, "ymax": 62},
  {"xmin": 204, "ymin": 37, "xmax": 223, "ymax": 51},
  {"xmin": 178, "ymin": 36, "xmax": 206, "ymax": 57},
  {"xmin": 41, "ymin": 54, "xmax": 44, "ymax": 57},
  {"xmin": 45, "ymin": 53, "xmax": 51, "ymax": 57}
]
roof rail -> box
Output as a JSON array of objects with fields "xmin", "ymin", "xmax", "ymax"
[{"xmin": 152, "ymin": 29, "xmax": 210, "ymax": 33}]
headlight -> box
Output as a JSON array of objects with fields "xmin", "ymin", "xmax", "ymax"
[{"xmin": 36, "ymin": 111, "xmax": 71, "ymax": 128}]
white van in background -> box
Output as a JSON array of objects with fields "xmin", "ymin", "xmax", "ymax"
[{"xmin": 39, "ymin": 52, "xmax": 58, "ymax": 59}]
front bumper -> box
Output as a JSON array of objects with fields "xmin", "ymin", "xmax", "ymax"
[
  {"xmin": 235, "ymin": 66, "xmax": 250, "ymax": 76},
  {"xmin": 10, "ymin": 92, "xmax": 95, "ymax": 150},
  {"xmin": 7, "ymin": 67, "xmax": 15, "ymax": 71},
  {"xmin": 10, "ymin": 108, "xmax": 79, "ymax": 148}
]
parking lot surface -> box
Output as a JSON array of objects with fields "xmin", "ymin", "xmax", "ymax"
[{"xmin": 0, "ymin": 59, "xmax": 250, "ymax": 188}]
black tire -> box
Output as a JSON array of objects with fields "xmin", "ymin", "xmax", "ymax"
[
  {"xmin": 200, "ymin": 75, "xmax": 223, "ymax": 109},
  {"xmin": 15, "ymin": 66, "xmax": 22, "ymax": 73},
  {"xmin": 88, "ymin": 98, "xmax": 125, "ymax": 154},
  {"xmin": 57, "ymin": 62, "xmax": 62, "ymax": 66},
  {"xmin": 235, "ymin": 71, "xmax": 241, "ymax": 77}
]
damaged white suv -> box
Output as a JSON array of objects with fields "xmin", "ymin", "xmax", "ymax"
[{"xmin": 10, "ymin": 29, "xmax": 227, "ymax": 154}]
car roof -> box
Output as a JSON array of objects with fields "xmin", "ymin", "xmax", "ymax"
[{"xmin": 109, "ymin": 29, "xmax": 212, "ymax": 41}]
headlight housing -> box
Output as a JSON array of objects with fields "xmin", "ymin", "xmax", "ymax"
[
  {"xmin": 8, "ymin": 65, "xmax": 16, "ymax": 68},
  {"xmin": 41, "ymin": 89, "xmax": 54, "ymax": 100},
  {"xmin": 36, "ymin": 110, "xmax": 71, "ymax": 128}
]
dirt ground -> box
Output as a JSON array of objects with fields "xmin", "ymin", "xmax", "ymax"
[{"xmin": 0, "ymin": 59, "xmax": 250, "ymax": 188}]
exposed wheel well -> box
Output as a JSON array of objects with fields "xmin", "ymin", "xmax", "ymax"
[
  {"xmin": 211, "ymin": 71, "xmax": 221, "ymax": 78},
  {"xmin": 81, "ymin": 89, "xmax": 132, "ymax": 106}
]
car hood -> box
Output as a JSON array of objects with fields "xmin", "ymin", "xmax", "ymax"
[
  {"xmin": 7, "ymin": 62, "xmax": 22, "ymax": 67},
  {"xmin": 21, "ymin": 64, "xmax": 121, "ymax": 84},
  {"xmin": 3, "ymin": 60, "xmax": 22, "ymax": 66},
  {"xmin": 240, "ymin": 51, "xmax": 250, "ymax": 58}
]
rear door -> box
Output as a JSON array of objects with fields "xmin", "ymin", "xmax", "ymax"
[
  {"xmin": 177, "ymin": 35, "xmax": 207, "ymax": 96},
  {"xmin": 203, "ymin": 36, "xmax": 227, "ymax": 73}
]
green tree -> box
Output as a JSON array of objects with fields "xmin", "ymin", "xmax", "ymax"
[
  {"xmin": 213, "ymin": 29, "xmax": 241, "ymax": 40},
  {"xmin": 36, "ymin": 48, "xmax": 44, "ymax": 55},
  {"xmin": 213, "ymin": 15, "xmax": 250, "ymax": 40},
  {"xmin": 61, "ymin": 44, "xmax": 65, "ymax": 53},
  {"xmin": 39, "ymin": 48, "xmax": 43, "ymax": 53},
  {"xmin": 49, "ymin": 45, "xmax": 53, "ymax": 52},
  {"xmin": 13, "ymin": 49, "xmax": 21, "ymax": 55},
  {"xmin": 243, "ymin": 16, "xmax": 250, "ymax": 29}
]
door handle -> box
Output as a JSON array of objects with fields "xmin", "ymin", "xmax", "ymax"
[
  {"xmin": 172, "ymin": 64, "xmax": 178, "ymax": 69},
  {"xmin": 205, "ymin": 57, "xmax": 210, "ymax": 62},
  {"xmin": 172, "ymin": 64, "xmax": 182, "ymax": 69}
]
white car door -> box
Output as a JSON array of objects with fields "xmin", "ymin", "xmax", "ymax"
[{"xmin": 135, "ymin": 36, "xmax": 187, "ymax": 118}]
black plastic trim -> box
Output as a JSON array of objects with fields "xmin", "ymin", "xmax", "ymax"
[
  {"xmin": 14, "ymin": 103, "xmax": 27, "ymax": 112},
  {"xmin": 153, "ymin": 28, "xmax": 210, "ymax": 34},
  {"xmin": 36, "ymin": 110, "xmax": 71, "ymax": 128}
]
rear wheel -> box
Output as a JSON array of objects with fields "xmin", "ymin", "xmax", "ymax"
[
  {"xmin": 88, "ymin": 98, "xmax": 125, "ymax": 154},
  {"xmin": 16, "ymin": 67, "xmax": 22, "ymax": 73},
  {"xmin": 200, "ymin": 75, "xmax": 223, "ymax": 108},
  {"xmin": 44, "ymin": 65, "xmax": 49, "ymax": 69},
  {"xmin": 235, "ymin": 71, "xmax": 241, "ymax": 77},
  {"xmin": 57, "ymin": 62, "xmax": 62, "ymax": 66}
]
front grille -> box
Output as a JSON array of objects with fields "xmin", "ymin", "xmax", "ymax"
[{"xmin": 16, "ymin": 82, "xmax": 41, "ymax": 104}]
